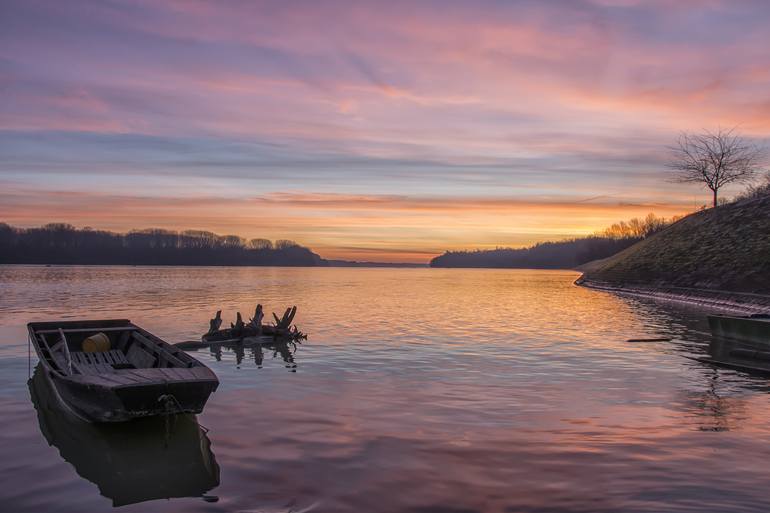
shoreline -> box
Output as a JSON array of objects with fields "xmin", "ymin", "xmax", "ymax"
[{"xmin": 575, "ymin": 277, "xmax": 770, "ymax": 314}]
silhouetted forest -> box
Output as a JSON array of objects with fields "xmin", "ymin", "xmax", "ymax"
[
  {"xmin": 430, "ymin": 214, "xmax": 677, "ymax": 269},
  {"xmin": 0, "ymin": 223, "xmax": 324, "ymax": 266}
]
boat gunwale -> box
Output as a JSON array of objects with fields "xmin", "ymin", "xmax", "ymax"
[{"xmin": 27, "ymin": 319, "xmax": 217, "ymax": 385}]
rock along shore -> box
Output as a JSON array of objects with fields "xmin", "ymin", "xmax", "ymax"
[{"xmin": 576, "ymin": 276, "xmax": 770, "ymax": 315}]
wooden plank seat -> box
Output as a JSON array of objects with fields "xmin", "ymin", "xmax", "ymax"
[{"xmin": 71, "ymin": 350, "xmax": 131, "ymax": 375}]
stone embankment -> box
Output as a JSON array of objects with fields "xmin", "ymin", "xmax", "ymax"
[{"xmin": 576, "ymin": 277, "xmax": 770, "ymax": 314}]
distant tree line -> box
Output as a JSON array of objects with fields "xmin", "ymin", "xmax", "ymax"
[
  {"xmin": 600, "ymin": 212, "xmax": 680, "ymax": 239},
  {"xmin": 430, "ymin": 213, "xmax": 677, "ymax": 269},
  {"xmin": 0, "ymin": 223, "xmax": 325, "ymax": 266}
]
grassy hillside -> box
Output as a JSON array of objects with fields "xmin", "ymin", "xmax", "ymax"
[{"xmin": 580, "ymin": 195, "xmax": 770, "ymax": 293}]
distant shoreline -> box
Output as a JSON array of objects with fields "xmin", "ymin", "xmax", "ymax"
[
  {"xmin": 576, "ymin": 277, "xmax": 770, "ymax": 314},
  {"xmin": 0, "ymin": 262, "xmax": 427, "ymax": 269}
]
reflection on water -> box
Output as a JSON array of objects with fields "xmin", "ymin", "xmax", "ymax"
[
  {"xmin": 206, "ymin": 340, "xmax": 300, "ymax": 371},
  {"xmin": 672, "ymin": 335, "xmax": 770, "ymax": 433},
  {"xmin": 679, "ymin": 370, "xmax": 750, "ymax": 432},
  {"xmin": 28, "ymin": 364, "xmax": 219, "ymax": 507},
  {"xmin": 704, "ymin": 335, "xmax": 770, "ymax": 375},
  {"xmin": 2, "ymin": 266, "xmax": 770, "ymax": 512}
]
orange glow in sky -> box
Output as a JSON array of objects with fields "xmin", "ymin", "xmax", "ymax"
[{"xmin": 1, "ymin": 1, "xmax": 768, "ymax": 262}]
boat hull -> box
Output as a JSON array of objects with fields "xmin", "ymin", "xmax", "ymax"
[
  {"xmin": 708, "ymin": 315, "xmax": 770, "ymax": 346},
  {"xmin": 28, "ymin": 319, "xmax": 220, "ymax": 423},
  {"xmin": 48, "ymin": 368, "xmax": 218, "ymax": 423}
]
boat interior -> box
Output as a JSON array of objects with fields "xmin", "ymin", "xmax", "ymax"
[{"xmin": 30, "ymin": 321, "xmax": 197, "ymax": 376}]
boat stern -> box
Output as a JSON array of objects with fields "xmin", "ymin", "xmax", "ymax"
[{"xmin": 55, "ymin": 368, "xmax": 219, "ymax": 423}]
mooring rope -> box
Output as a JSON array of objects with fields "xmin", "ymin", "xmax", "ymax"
[
  {"xmin": 157, "ymin": 392, "xmax": 211, "ymax": 443},
  {"xmin": 158, "ymin": 392, "xmax": 184, "ymax": 446}
]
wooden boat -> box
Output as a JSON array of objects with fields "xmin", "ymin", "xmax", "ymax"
[
  {"xmin": 708, "ymin": 314, "xmax": 770, "ymax": 345},
  {"xmin": 29, "ymin": 364, "xmax": 220, "ymax": 506},
  {"xmin": 28, "ymin": 319, "xmax": 219, "ymax": 422}
]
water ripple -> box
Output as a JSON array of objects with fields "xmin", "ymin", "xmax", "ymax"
[{"xmin": 1, "ymin": 266, "xmax": 770, "ymax": 512}]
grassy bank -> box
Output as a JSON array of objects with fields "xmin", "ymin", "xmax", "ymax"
[{"xmin": 579, "ymin": 195, "xmax": 770, "ymax": 294}]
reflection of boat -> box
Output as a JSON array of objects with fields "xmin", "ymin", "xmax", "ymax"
[
  {"xmin": 28, "ymin": 319, "xmax": 219, "ymax": 422},
  {"xmin": 29, "ymin": 364, "xmax": 220, "ymax": 507},
  {"xmin": 708, "ymin": 314, "xmax": 770, "ymax": 345},
  {"xmin": 695, "ymin": 336, "xmax": 770, "ymax": 375}
]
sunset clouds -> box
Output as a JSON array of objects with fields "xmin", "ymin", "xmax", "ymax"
[{"xmin": 2, "ymin": 0, "xmax": 769, "ymax": 261}]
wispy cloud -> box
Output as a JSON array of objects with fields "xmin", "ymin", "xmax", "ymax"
[
  {"xmin": 0, "ymin": 186, "xmax": 693, "ymax": 262},
  {"xmin": 1, "ymin": 0, "xmax": 768, "ymax": 260}
]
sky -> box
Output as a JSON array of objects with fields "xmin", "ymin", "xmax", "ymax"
[{"xmin": 1, "ymin": 0, "xmax": 769, "ymax": 262}]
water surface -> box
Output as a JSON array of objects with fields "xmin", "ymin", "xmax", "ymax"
[{"xmin": 1, "ymin": 266, "xmax": 769, "ymax": 512}]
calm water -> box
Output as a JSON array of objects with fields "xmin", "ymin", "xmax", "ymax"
[{"xmin": 1, "ymin": 266, "xmax": 770, "ymax": 512}]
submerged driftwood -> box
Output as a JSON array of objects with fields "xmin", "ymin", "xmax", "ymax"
[{"xmin": 175, "ymin": 304, "xmax": 306, "ymax": 351}]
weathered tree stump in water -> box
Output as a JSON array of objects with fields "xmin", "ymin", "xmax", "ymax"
[
  {"xmin": 231, "ymin": 312, "xmax": 245, "ymax": 331},
  {"xmin": 248, "ymin": 304, "xmax": 264, "ymax": 335},
  {"xmin": 273, "ymin": 306, "xmax": 297, "ymax": 330},
  {"xmin": 193, "ymin": 304, "xmax": 306, "ymax": 348},
  {"xmin": 207, "ymin": 310, "xmax": 222, "ymax": 335}
]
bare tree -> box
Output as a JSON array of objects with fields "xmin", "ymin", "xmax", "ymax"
[{"xmin": 667, "ymin": 128, "xmax": 763, "ymax": 207}]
